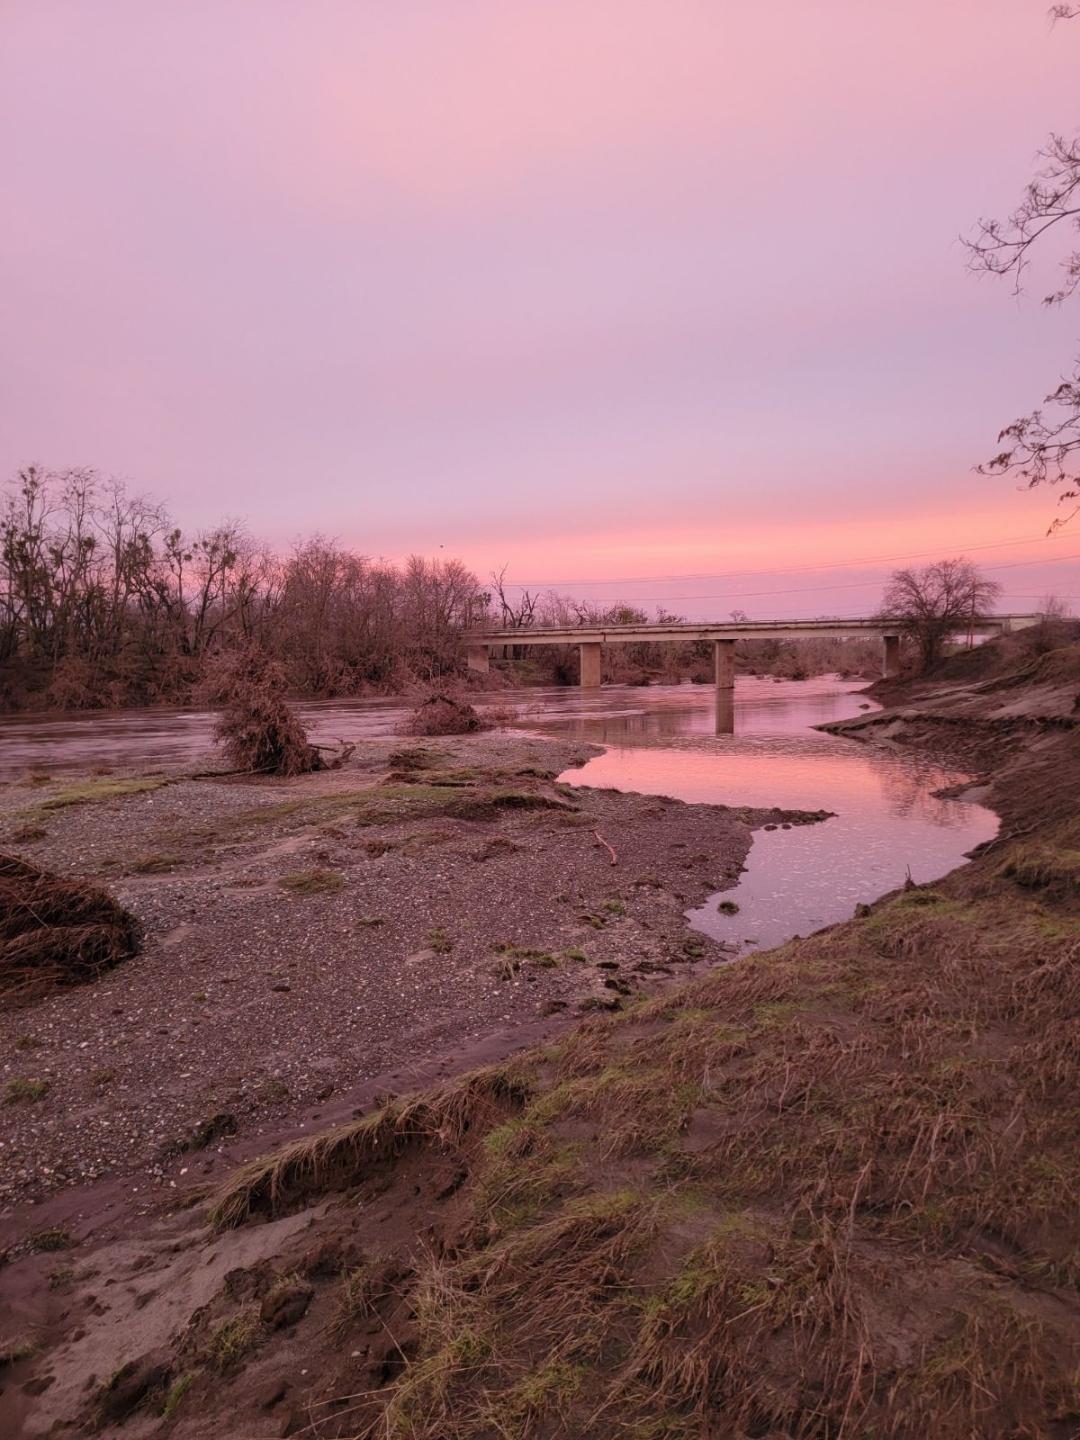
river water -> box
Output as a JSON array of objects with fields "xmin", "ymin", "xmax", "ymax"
[
  {"xmin": 0, "ymin": 677, "xmax": 996, "ymax": 953},
  {"xmin": 539, "ymin": 677, "xmax": 997, "ymax": 952}
]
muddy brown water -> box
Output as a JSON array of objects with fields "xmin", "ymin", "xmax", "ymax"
[{"xmin": 0, "ymin": 676, "xmax": 997, "ymax": 954}]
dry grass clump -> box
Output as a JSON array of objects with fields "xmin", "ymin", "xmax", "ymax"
[
  {"xmin": 378, "ymin": 1191, "xmax": 654, "ymax": 1440},
  {"xmin": 408, "ymin": 692, "xmax": 492, "ymax": 737},
  {"xmin": 127, "ymin": 851, "xmax": 179, "ymax": 874},
  {"xmin": 386, "ymin": 745, "xmax": 441, "ymax": 771},
  {"xmin": 203, "ymin": 645, "xmax": 323, "ymax": 776},
  {"xmin": 27, "ymin": 1225, "xmax": 71, "ymax": 1252},
  {"xmin": 4, "ymin": 1076, "xmax": 50, "ymax": 1104},
  {"xmin": 0, "ymin": 852, "xmax": 140, "ymax": 1006},
  {"xmin": 447, "ymin": 787, "xmax": 576, "ymax": 821},
  {"xmin": 210, "ymin": 1066, "xmax": 528, "ymax": 1228},
  {"xmin": 0, "ymin": 1335, "xmax": 37, "ymax": 1367},
  {"xmin": 278, "ymin": 868, "xmax": 344, "ymax": 896},
  {"xmin": 205, "ymin": 1307, "xmax": 259, "ymax": 1372},
  {"xmin": 1000, "ymin": 841, "xmax": 1080, "ymax": 898}
]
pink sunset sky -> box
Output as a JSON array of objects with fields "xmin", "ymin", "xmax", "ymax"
[{"xmin": 2, "ymin": 1, "xmax": 1079, "ymax": 618}]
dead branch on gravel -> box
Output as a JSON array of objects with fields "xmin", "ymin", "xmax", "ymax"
[
  {"xmin": 593, "ymin": 830, "xmax": 618, "ymax": 865},
  {"xmin": 0, "ymin": 853, "xmax": 140, "ymax": 1005}
]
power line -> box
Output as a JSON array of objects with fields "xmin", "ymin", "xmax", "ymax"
[
  {"xmin": 496, "ymin": 530, "xmax": 1077, "ymax": 591},
  {"xmin": 528, "ymin": 552, "xmax": 1080, "ymax": 606}
]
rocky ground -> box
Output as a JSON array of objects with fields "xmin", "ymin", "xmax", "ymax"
[{"xmin": 0, "ymin": 731, "xmax": 823, "ymax": 1220}]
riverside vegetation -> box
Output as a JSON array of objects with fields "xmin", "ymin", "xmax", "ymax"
[
  {"xmin": 0, "ymin": 624, "xmax": 1077, "ymax": 1437},
  {"xmin": 1, "ymin": 466, "xmax": 883, "ymax": 712}
]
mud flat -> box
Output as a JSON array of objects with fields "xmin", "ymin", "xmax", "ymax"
[{"xmin": 2, "ymin": 636, "xmax": 1078, "ymax": 1440}]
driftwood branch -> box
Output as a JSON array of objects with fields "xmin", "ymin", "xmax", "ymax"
[
  {"xmin": 593, "ymin": 830, "xmax": 617, "ymax": 866},
  {"xmin": 312, "ymin": 739, "xmax": 357, "ymax": 768},
  {"xmin": 189, "ymin": 738, "xmax": 355, "ymax": 781}
]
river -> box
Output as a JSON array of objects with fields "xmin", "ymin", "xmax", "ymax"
[{"xmin": 0, "ymin": 676, "xmax": 996, "ymax": 952}]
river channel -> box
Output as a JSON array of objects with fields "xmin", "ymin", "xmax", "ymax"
[{"xmin": 0, "ymin": 676, "xmax": 997, "ymax": 954}]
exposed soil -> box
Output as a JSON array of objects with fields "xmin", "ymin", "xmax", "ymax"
[{"xmin": 2, "ymin": 641, "xmax": 1078, "ymax": 1439}]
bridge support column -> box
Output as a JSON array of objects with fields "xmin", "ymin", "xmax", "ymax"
[
  {"xmin": 579, "ymin": 641, "xmax": 602, "ymax": 688},
  {"xmin": 714, "ymin": 639, "xmax": 735, "ymax": 691},
  {"xmin": 466, "ymin": 644, "xmax": 490, "ymax": 674},
  {"xmin": 882, "ymin": 634, "xmax": 901, "ymax": 679},
  {"xmin": 715, "ymin": 691, "xmax": 734, "ymax": 735}
]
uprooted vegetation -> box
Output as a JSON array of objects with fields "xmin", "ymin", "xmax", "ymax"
[
  {"xmin": 77, "ymin": 791, "xmax": 1078, "ymax": 1439},
  {"xmin": 0, "ymin": 853, "xmax": 140, "ymax": 1006},
  {"xmin": 202, "ymin": 646, "xmax": 327, "ymax": 776},
  {"xmin": 408, "ymin": 691, "xmax": 492, "ymax": 736}
]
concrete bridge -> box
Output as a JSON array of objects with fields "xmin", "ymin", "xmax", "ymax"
[{"xmin": 466, "ymin": 614, "xmax": 1042, "ymax": 688}]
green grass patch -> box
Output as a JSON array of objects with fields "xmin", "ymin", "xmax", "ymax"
[
  {"xmin": 206, "ymin": 1308, "xmax": 259, "ymax": 1372},
  {"xmin": 278, "ymin": 868, "xmax": 345, "ymax": 895},
  {"xmin": 161, "ymin": 1373, "xmax": 194, "ymax": 1419},
  {"xmin": 4, "ymin": 1077, "xmax": 49, "ymax": 1104},
  {"xmin": 38, "ymin": 776, "xmax": 169, "ymax": 810}
]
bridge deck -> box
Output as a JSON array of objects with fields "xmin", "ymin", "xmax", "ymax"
[{"xmin": 468, "ymin": 615, "xmax": 1039, "ymax": 647}]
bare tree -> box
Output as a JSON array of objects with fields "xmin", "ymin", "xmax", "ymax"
[
  {"xmin": 1038, "ymin": 591, "xmax": 1073, "ymax": 619},
  {"xmin": 490, "ymin": 566, "xmax": 537, "ymax": 630},
  {"xmin": 0, "ymin": 466, "xmax": 491, "ymax": 710},
  {"xmin": 965, "ymin": 11, "xmax": 1080, "ymax": 528},
  {"xmin": 881, "ymin": 558, "xmax": 1003, "ymax": 671}
]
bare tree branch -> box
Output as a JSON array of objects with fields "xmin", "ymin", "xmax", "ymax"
[{"xmin": 964, "ymin": 9, "xmax": 1080, "ymax": 526}]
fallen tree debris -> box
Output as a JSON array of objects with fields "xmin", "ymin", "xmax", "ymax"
[{"xmin": 0, "ymin": 853, "xmax": 140, "ymax": 1006}]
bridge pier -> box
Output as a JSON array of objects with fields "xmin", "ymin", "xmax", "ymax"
[
  {"xmin": 466, "ymin": 644, "xmax": 490, "ymax": 674},
  {"xmin": 714, "ymin": 638, "xmax": 735, "ymax": 691},
  {"xmin": 715, "ymin": 691, "xmax": 735, "ymax": 735},
  {"xmin": 579, "ymin": 641, "xmax": 602, "ymax": 688},
  {"xmin": 882, "ymin": 634, "xmax": 901, "ymax": 679}
]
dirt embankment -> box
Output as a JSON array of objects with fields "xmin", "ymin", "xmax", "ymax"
[{"xmin": 2, "ymin": 641, "xmax": 1079, "ymax": 1439}]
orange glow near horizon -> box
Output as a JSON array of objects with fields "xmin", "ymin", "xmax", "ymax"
[{"xmin": 369, "ymin": 490, "xmax": 1079, "ymax": 617}]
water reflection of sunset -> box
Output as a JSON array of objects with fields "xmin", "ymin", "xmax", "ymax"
[
  {"xmin": 569, "ymin": 745, "xmax": 971, "ymax": 826},
  {"xmin": 556, "ymin": 679, "xmax": 997, "ymax": 953}
]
